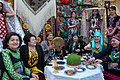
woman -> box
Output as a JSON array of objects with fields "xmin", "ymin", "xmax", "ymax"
[
  {"xmin": 67, "ymin": 11, "xmax": 80, "ymax": 41},
  {"xmin": 91, "ymin": 33, "xmax": 120, "ymax": 77},
  {"xmin": 87, "ymin": 9, "xmax": 102, "ymax": 39},
  {"xmin": 66, "ymin": 34, "xmax": 87, "ymax": 56},
  {"xmin": 107, "ymin": 6, "xmax": 120, "ymax": 45},
  {"xmin": 1, "ymin": 32, "xmax": 39, "ymax": 80},
  {"xmin": 84, "ymin": 31, "xmax": 107, "ymax": 57},
  {"xmin": 20, "ymin": 33, "xmax": 45, "ymax": 80},
  {"xmin": 40, "ymin": 32, "xmax": 55, "ymax": 62},
  {"xmin": 0, "ymin": 2, "xmax": 14, "ymax": 40}
]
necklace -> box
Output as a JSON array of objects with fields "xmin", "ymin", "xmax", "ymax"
[{"xmin": 29, "ymin": 46, "xmax": 36, "ymax": 52}]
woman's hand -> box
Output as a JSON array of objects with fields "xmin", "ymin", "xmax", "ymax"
[
  {"xmin": 94, "ymin": 59, "xmax": 103, "ymax": 64},
  {"xmin": 30, "ymin": 78, "xmax": 38, "ymax": 80},
  {"xmin": 31, "ymin": 73, "xmax": 39, "ymax": 80},
  {"xmin": 75, "ymin": 49, "xmax": 80, "ymax": 52},
  {"xmin": 48, "ymin": 44, "xmax": 55, "ymax": 50},
  {"xmin": 109, "ymin": 63, "xmax": 118, "ymax": 69},
  {"xmin": 6, "ymin": 2, "xmax": 14, "ymax": 16},
  {"xmin": 88, "ymin": 57, "xmax": 95, "ymax": 63}
]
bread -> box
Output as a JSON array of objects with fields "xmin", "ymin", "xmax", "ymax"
[{"xmin": 66, "ymin": 70, "xmax": 74, "ymax": 74}]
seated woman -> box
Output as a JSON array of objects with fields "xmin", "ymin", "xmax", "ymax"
[
  {"xmin": 66, "ymin": 34, "xmax": 87, "ymax": 56},
  {"xmin": 84, "ymin": 31, "xmax": 107, "ymax": 57},
  {"xmin": 40, "ymin": 32, "xmax": 55, "ymax": 62},
  {"xmin": 1, "ymin": 32, "xmax": 39, "ymax": 80},
  {"xmin": 92, "ymin": 33, "xmax": 120, "ymax": 77},
  {"xmin": 20, "ymin": 33, "xmax": 45, "ymax": 80}
]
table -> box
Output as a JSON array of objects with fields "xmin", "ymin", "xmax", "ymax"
[{"xmin": 44, "ymin": 60, "xmax": 104, "ymax": 80}]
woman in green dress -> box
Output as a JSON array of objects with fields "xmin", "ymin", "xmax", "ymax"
[{"xmin": 1, "ymin": 32, "xmax": 39, "ymax": 80}]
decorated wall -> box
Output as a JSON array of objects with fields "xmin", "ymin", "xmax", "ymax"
[
  {"xmin": 4, "ymin": 0, "xmax": 120, "ymax": 43},
  {"xmin": 16, "ymin": 0, "xmax": 56, "ymax": 42}
]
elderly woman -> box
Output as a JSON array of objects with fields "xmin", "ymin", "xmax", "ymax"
[
  {"xmin": 20, "ymin": 32, "xmax": 45, "ymax": 80},
  {"xmin": 84, "ymin": 31, "xmax": 107, "ymax": 57},
  {"xmin": 1, "ymin": 32, "xmax": 39, "ymax": 80}
]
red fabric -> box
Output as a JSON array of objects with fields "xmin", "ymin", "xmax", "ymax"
[
  {"xmin": 39, "ymin": 74, "xmax": 45, "ymax": 80},
  {"xmin": 61, "ymin": 0, "xmax": 70, "ymax": 4},
  {"xmin": 103, "ymin": 71, "xmax": 120, "ymax": 80},
  {"xmin": 5, "ymin": 0, "xmax": 9, "ymax": 2},
  {"xmin": 0, "ymin": 12, "xmax": 8, "ymax": 40}
]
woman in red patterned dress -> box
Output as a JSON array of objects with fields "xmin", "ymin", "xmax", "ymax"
[{"xmin": 0, "ymin": 2, "xmax": 14, "ymax": 40}]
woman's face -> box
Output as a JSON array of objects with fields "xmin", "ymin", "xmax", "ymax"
[
  {"xmin": 109, "ymin": 8, "xmax": 116, "ymax": 15},
  {"xmin": 93, "ymin": 10, "xmax": 98, "ymax": 15},
  {"xmin": 73, "ymin": 36, "xmax": 78, "ymax": 42},
  {"xmin": 47, "ymin": 34, "xmax": 53, "ymax": 41},
  {"xmin": 94, "ymin": 36, "xmax": 100, "ymax": 43},
  {"xmin": 7, "ymin": 35, "xmax": 20, "ymax": 50},
  {"xmin": 28, "ymin": 36, "xmax": 36, "ymax": 46},
  {"xmin": 111, "ymin": 38, "xmax": 120, "ymax": 48},
  {"xmin": 71, "ymin": 12, "xmax": 76, "ymax": 18}
]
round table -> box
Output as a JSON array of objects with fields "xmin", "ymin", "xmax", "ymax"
[{"xmin": 44, "ymin": 60, "xmax": 104, "ymax": 80}]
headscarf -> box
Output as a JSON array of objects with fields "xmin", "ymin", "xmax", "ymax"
[
  {"xmin": 112, "ymin": 33, "xmax": 120, "ymax": 41},
  {"xmin": 92, "ymin": 31, "xmax": 103, "ymax": 53}
]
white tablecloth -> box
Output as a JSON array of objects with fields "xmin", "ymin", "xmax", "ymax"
[{"xmin": 44, "ymin": 61, "xmax": 104, "ymax": 80}]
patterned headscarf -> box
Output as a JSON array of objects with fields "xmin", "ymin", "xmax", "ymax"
[
  {"xmin": 92, "ymin": 31, "xmax": 103, "ymax": 52},
  {"xmin": 112, "ymin": 33, "xmax": 120, "ymax": 41}
]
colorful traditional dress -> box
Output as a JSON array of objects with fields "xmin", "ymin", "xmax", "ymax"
[
  {"xmin": 20, "ymin": 45, "xmax": 44, "ymax": 75},
  {"xmin": 107, "ymin": 15, "xmax": 120, "ymax": 45},
  {"xmin": 90, "ymin": 31, "xmax": 107, "ymax": 57},
  {"xmin": 1, "ymin": 48, "xmax": 31, "ymax": 80},
  {"xmin": 107, "ymin": 15, "xmax": 119, "ymax": 34},
  {"xmin": 87, "ymin": 16, "xmax": 102, "ymax": 39},
  {"xmin": 27, "ymin": 51, "xmax": 43, "ymax": 74},
  {"xmin": 0, "ymin": 12, "xmax": 8, "ymax": 40},
  {"xmin": 67, "ymin": 18, "xmax": 79, "ymax": 35},
  {"xmin": 90, "ymin": 42, "xmax": 107, "ymax": 57}
]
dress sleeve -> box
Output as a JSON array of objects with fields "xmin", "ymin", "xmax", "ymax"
[
  {"xmin": 40, "ymin": 41, "xmax": 48, "ymax": 52},
  {"xmin": 67, "ymin": 18, "xmax": 71, "ymax": 26},
  {"xmin": 2, "ymin": 50, "xmax": 30, "ymax": 80},
  {"xmin": 23, "ymin": 65, "xmax": 31, "ymax": 76}
]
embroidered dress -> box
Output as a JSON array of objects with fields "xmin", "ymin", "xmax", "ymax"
[
  {"xmin": 107, "ymin": 15, "xmax": 119, "ymax": 34},
  {"xmin": 67, "ymin": 18, "xmax": 79, "ymax": 35},
  {"xmin": 1, "ymin": 48, "xmax": 31, "ymax": 80},
  {"xmin": 0, "ymin": 12, "xmax": 8, "ymax": 40},
  {"xmin": 90, "ymin": 42, "xmax": 107, "ymax": 57},
  {"xmin": 28, "ymin": 51, "xmax": 43, "ymax": 74},
  {"xmin": 88, "ymin": 16, "xmax": 102, "ymax": 39}
]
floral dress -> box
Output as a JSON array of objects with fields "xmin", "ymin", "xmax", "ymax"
[{"xmin": 67, "ymin": 18, "xmax": 80, "ymax": 39}]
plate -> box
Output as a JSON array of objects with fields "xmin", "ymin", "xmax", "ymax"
[
  {"xmin": 86, "ymin": 64, "xmax": 96, "ymax": 70},
  {"xmin": 65, "ymin": 70, "xmax": 76, "ymax": 75},
  {"xmin": 54, "ymin": 66, "xmax": 65, "ymax": 70},
  {"xmin": 57, "ymin": 61, "xmax": 65, "ymax": 64},
  {"xmin": 74, "ymin": 67, "xmax": 86, "ymax": 72}
]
